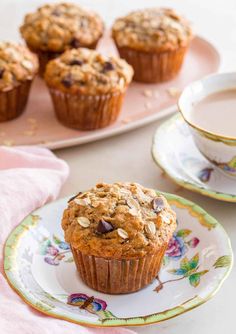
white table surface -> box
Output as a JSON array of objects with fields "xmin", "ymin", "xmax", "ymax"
[{"xmin": 2, "ymin": 0, "xmax": 236, "ymax": 333}]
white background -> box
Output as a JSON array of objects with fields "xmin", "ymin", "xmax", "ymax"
[{"xmin": 2, "ymin": 0, "xmax": 236, "ymax": 333}]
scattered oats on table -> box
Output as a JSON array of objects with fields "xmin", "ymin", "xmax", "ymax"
[
  {"xmin": 154, "ymin": 90, "xmax": 159, "ymax": 99},
  {"xmin": 26, "ymin": 117, "xmax": 38, "ymax": 131},
  {"xmin": 2, "ymin": 139, "xmax": 14, "ymax": 146},
  {"xmin": 143, "ymin": 89, "xmax": 153, "ymax": 97},
  {"xmin": 122, "ymin": 118, "xmax": 131, "ymax": 124},
  {"xmin": 39, "ymin": 140, "xmax": 49, "ymax": 145},
  {"xmin": 145, "ymin": 101, "xmax": 152, "ymax": 110},
  {"xmin": 22, "ymin": 130, "xmax": 36, "ymax": 137},
  {"xmin": 167, "ymin": 87, "xmax": 181, "ymax": 98},
  {"xmin": 27, "ymin": 117, "xmax": 37, "ymax": 124}
]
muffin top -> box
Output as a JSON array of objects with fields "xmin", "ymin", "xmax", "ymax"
[
  {"xmin": 20, "ymin": 2, "xmax": 104, "ymax": 52},
  {"xmin": 112, "ymin": 8, "xmax": 193, "ymax": 52},
  {"xmin": 0, "ymin": 42, "xmax": 38, "ymax": 92},
  {"xmin": 44, "ymin": 48, "xmax": 133, "ymax": 94},
  {"xmin": 62, "ymin": 182, "xmax": 176, "ymax": 259}
]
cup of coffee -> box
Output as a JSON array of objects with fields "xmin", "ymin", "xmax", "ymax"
[{"xmin": 178, "ymin": 72, "xmax": 236, "ymax": 178}]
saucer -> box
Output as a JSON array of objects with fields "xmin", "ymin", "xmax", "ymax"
[
  {"xmin": 152, "ymin": 114, "xmax": 236, "ymax": 202},
  {"xmin": 4, "ymin": 194, "xmax": 232, "ymax": 327}
]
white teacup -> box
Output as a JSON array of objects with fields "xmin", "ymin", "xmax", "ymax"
[{"xmin": 178, "ymin": 72, "xmax": 236, "ymax": 178}]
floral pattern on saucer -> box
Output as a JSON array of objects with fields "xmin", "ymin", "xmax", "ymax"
[
  {"xmin": 208, "ymin": 156, "xmax": 236, "ymax": 175},
  {"xmin": 39, "ymin": 235, "xmax": 72, "ymax": 266},
  {"xmin": 164, "ymin": 228, "xmax": 199, "ymax": 262},
  {"xmin": 152, "ymin": 114, "xmax": 236, "ymax": 202},
  {"xmin": 3, "ymin": 194, "xmax": 233, "ymax": 327}
]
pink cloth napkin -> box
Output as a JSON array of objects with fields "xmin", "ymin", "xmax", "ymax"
[{"xmin": 0, "ymin": 146, "xmax": 135, "ymax": 334}]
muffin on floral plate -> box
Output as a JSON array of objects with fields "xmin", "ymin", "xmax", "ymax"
[
  {"xmin": 44, "ymin": 48, "xmax": 133, "ymax": 130},
  {"xmin": 0, "ymin": 42, "xmax": 38, "ymax": 122},
  {"xmin": 20, "ymin": 2, "xmax": 104, "ymax": 76},
  {"xmin": 112, "ymin": 8, "xmax": 193, "ymax": 83},
  {"xmin": 62, "ymin": 182, "xmax": 176, "ymax": 294}
]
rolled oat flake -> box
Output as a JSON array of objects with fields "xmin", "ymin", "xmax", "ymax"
[
  {"xmin": 145, "ymin": 221, "xmax": 156, "ymax": 235},
  {"xmin": 117, "ymin": 228, "xmax": 129, "ymax": 239},
  {"xmin": 77, "ymin": 217, "xmax": 90, "ymax": 228},
  {"xmin": 74, "ymin": 198, "xmax": 91, "ymax": 206}
]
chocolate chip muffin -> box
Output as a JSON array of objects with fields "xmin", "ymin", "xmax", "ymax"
[
  {"xmin": 112, "ymin": 8, "xmax": 193, "ymax": 83},
  {"xmin": 62, "ymin": 182, "xmax": 176, "ymax": 294},
  {"xmin": 0, "ymin": 42, "xmax": 38, "ymax": 122},
  {"xmin": 20, "ymin": 2, "xmax": 104, "ymax": 76},
  {"xmin": 44, "ymin": 48, "xmax": 133, "ymax": 130}
]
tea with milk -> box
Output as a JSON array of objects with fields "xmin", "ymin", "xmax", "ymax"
[{"xmin": 190, "ymin": 89, "xmax": 236, "ymax": 137}]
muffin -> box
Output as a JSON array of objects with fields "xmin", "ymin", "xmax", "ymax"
[
  {"xmin": 20, "ymin": 2, "xmax": 104, "ymax": 76},
  {"xmin": 44, "ymin": 48, "xmax": 133, "ymax": 130},
  {"xmin": 0, "ymin": 42, "xmax": 38, "ymax": 122},
  {"xmin": 62, "ymin": 182, "xmax": 176, "ymax": 294},
  {"xmin": 112, "ymin": 8, "xmax": 193, "ymax": 83}
]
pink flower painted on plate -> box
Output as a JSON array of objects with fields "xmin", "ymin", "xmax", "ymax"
[
  {"xmin": 165, "ymin": 229, "xmax": 200, "ymax": 261},
  {"xmin": 39, "ymin": 236, "xmax": 71, "ymax": 266},
  {"xmin": 44, "ymin": 257, "xmax": 60, "ymax": 265},
  {"xmin": 187, "ymin": 237, "xmax": 200, "ymax": 248},
  {"xmin": 47, "ymin": 246, "xmax": 59, "ymax": 256},
  {"xmin": 166, "ymin": 235, "xmax": 187, "ymax": 259}
]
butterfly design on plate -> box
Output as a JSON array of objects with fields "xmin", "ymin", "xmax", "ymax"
[{"xmin": 67, "ymin": 293, "xmax": 107, "ymax": 314}]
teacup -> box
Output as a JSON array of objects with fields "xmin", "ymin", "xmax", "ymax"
[{"xmin": 178, "ymin": 72, "xmax": 236, "ymax": 178}]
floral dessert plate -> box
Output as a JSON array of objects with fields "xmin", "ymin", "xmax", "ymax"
[
  {"xmin": 152, "ymin": 114, "xmax": 236, "ymax": 203},
  {"xmin": 4, "ymin": 193, "xmax": 232, "ymax": 327}
]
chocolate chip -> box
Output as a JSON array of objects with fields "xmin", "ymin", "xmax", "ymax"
[
  {"xmin": 61, "ymin": 75, "xmax": 73, "ymax": 88},
  {"xmin": 68, "ymin": 192, "xmax": 82, "ymax": 203},
  {"xmin": 69, "ymin": 59, "xmax": 83, "ymax": 66},
  {"xmin": 96, "ymin": 219, "xmax": 114, "ymax": 234},
  {"xmin": 102, "ymin": 61, "xmax": 115, "ymax": 72},
  {"xmin": 0, "ymin": 68, "xmax": 5, "ymax": 79},
  {"xmin": 97, "ymin": 76, "xmax": 109, "ymax": 84},
  {"xmin": 77, "ymin": 80, "xmax": 86, "ymax": 86},
  {"xmin": 70, "ymin": 38, "xmax": 81, "ymax": 48},
  {"xmin": 127, "ymin": 22, "xmax": 136, "ymax": 28},
  {"xmin": 80, "ymin": 19, "xmax": 86, "ymax": 28},
  {"xmin": 152, "ymin": 197, "xmax": 165, "ymax": 213},
  {"xmin": 52, "ymin": 9, "xmax": 61, "ymax": 16}
]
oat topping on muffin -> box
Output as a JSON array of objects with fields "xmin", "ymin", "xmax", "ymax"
[
  {"xmin": 0, "ymin": 42, "xmax": 38, "ymax": 92},
  {"xmin": 62, "ymin": 182, "xmax": 176, "ymax": 258},
  {"xmin": 20, "ymin": 2, "xmax": 104, "ymax": 52},
  {"xmin": 44, "ymin": 48, "xmax": 133, "ymax": 94},
  {"xmin": 112, "ymin": 8, "xmax": 193, "ymax": 52}
]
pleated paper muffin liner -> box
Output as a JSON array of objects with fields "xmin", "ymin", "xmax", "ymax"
[
  {"xmin": 71, "ymin": 244, "xmax": 167, "ymax": 294},
  {"xmin": 48, "ymin": 88, "xmax": 126, "ymax": 130},
  {"xmin": 0, "ymin": 80, "xmax": 33, "ymax": 122},
  {"xmin": 116, "ymin": 45, "xmax": 188, "ymax": 83}
]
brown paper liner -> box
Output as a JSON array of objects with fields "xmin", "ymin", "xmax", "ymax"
[
  {"xmin": 116, "ymin": 45, "xmax": 188, "ymax": 83},
  {"xmin": 0, "ymin": 80, "xmax": 32, "ymax": 122},
  {"xmin": 71, "ymin": 244, "xmax": 167, "ymax": 294},
  {"xmin": 48, "ymin": 88, "xmax": 126, "ymax": 130},
  {"xmin": 28, "ymin": 40, "xmax": 99, "ymax": 77}
]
